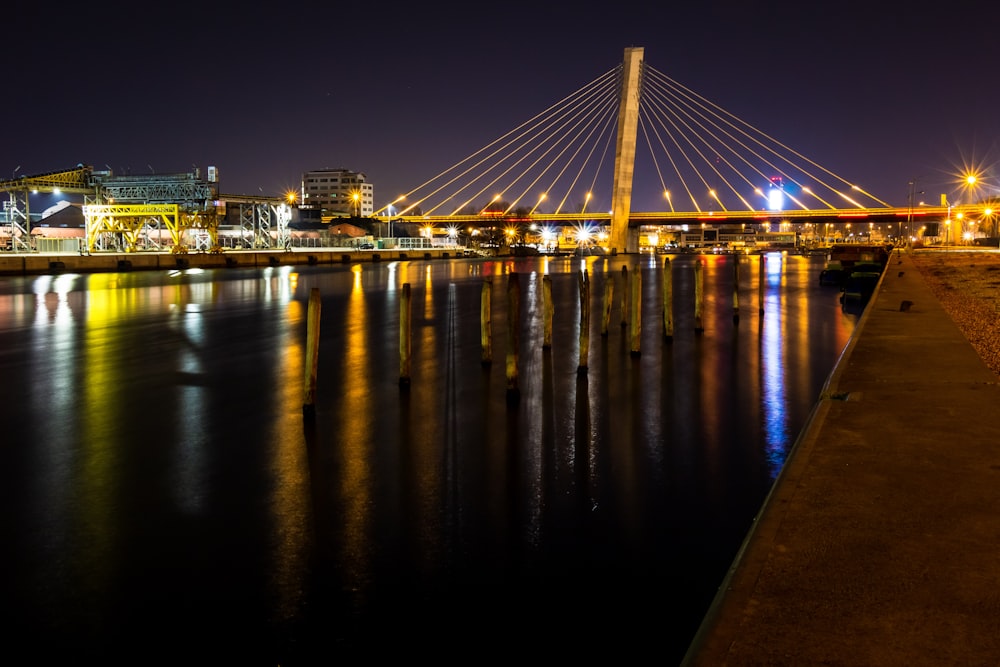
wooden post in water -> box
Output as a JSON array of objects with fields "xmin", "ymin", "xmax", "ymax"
[
  {"xmin": 662, "ymin": 256, "xmax": 673, "ymax": 340},
  {"xmin": 630, "ymin": 267, "xmax": 641, "ymax": 357},
  {"xmin": 506, "ymin": 273, "xmax": 520, "ymax": 404},
  {"xmin": 620, "ymin": 265, "xmax": 629, "ymax": 328},
  {"xmin": 399, "ymin": 283, "xmax": 412, "ymax": 388},
  {"xmin": 601, "ymin": 275, "xmax": 614, "ymax": 337},
  {"xmin": 481, "ymin": 278, "xmax": 493, "ymax": 367},
  {"xmin": 578, "ymin": 269, "xmax": 590, "ymax": 375},
  {"xmin": 302, "ymin": 287, "xmax": 321, "ymax": 417},
  {"xmin": 542, "ymin": 274, "xmax": 553, "ymax": 349},
  {"xmin": 733, "ymin": 256, "xmax": 740, "ymax": 324},
  {"xmin": 758, "ymin": 254, "xmax": 765, "ymax": 314},
  {"xmin": 694, "ymin": 259, "xmax": 705, "ymax": 333}
]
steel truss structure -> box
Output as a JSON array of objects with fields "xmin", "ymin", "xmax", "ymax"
[
  {"xmin": 81, "ymin": 202, "xmax": 222, "ymax": 253},
  {"xmin": 237, "ymin": 201, "xmax": 292, "ymax": 249},
  {"xmin": 0, "ymin": 165, "xmax": 234, "ymax": 254},
  {"xmin": 0, "ymin": 166, "xmax": 95, "ymax": 251}
]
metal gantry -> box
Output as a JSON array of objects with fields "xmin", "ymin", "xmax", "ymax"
[
  {"xmin": 1, "ymin": 166, "xmax": 95, "ymax": 251},
  {"xmin": 235, "ymin": 200, "xmax": 291, "ymax": 249},
  {"xmin": 86, "ymin": 171, "xmax": 220, "ymax": 253},
  {"xmin": 0, "ymin": 165, "xmax": 227, "ymax": 254}
]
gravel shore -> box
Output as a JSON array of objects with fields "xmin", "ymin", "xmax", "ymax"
[{"xmin": 910, "ymin": 249, "xmax": 1000, "ymax": 378}]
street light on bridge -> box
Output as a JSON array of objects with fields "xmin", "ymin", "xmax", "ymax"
[
  {"xmin": 530, "ymin": 193, "xmax": 547, "ymax": 215},
  {"xmin": 480, "ymin": 194, "xmax": 502, "ymax": 216}
]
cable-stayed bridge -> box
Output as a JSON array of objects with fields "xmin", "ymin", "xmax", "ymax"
[
  {"xmin": 382, "ymin": 46, "xmax": 988, "ymax": 252},
  {"xmin": 0, "ymin": 46, "xmax": 992, "ymax": 254}
]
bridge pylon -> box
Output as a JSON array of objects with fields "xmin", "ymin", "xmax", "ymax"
[{"xmin": 609, "ymin": 46, "xmax": 643, "ymax": 254}]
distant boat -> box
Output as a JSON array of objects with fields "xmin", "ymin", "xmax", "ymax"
[
  {"xmin": 819, "ymin": 260, "xmax": 848, "ymax": 287},
  {"xmin": 841, "ymin": 271, "xmax": 881, "ymax": 307}
]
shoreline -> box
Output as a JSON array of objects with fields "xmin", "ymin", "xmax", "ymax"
[{"xmin": 0, "ymin": 247, "xmax": 461, "ymax": 277}]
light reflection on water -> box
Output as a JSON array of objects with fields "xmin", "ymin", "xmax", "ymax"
[
  {"xmin": 0, "ymin": 253, "xmax": 856, "ymax": 663},
  {"xmin": 762, "ymin": 252, "xmax": 791, "ymax": 476}
]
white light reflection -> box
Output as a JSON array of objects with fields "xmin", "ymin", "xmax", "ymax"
[
  {"xmin": 519, "ymin": 269, "xmax": 545, "ymax": 548},
  {"xmin": 171, "ymin": 281, "xmax": 208, "ymax": 514},
  {"xmin": 760, "ymin": 252, "xmax": 788, "ymax": 478},
  {"xmin": 386, "ymin": 261, "xmax": 398, "ymax": 293},
  {"xmin": 261, "ymin": 265, "xmax": 296, "ymax": 303},
  {"xmin": 27, "ymin": 272, "xmax": 83, "ymax": 558}
]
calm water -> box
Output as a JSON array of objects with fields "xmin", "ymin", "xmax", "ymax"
[{"xmin": 0, "ymin": 252, "xmax": 856, "ymax": 664}]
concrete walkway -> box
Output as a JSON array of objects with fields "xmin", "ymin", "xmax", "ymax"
[{"xmin": 683, "ymin": 250, "xmax": 1000, "ymax": 666}]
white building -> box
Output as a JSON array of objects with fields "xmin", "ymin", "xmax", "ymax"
[{"xmin": 301, "ymin": 168, "xmax": 374, "ymax": 218}]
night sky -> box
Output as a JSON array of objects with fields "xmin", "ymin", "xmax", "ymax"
[{"xmin": 6, "ymin": 1, "xmax": 997, "ymax": 210}]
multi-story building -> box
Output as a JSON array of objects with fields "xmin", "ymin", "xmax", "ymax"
[{"xmin": 300, "ymin": 168, "xmax": 374, "ymax": 219}]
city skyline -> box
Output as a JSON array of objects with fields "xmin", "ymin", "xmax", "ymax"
[{"xmin": 5, "ymin": 2, "xmax": 998, "ymax": 211}]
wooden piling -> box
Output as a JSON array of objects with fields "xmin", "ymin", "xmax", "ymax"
[
  {"xmin": 620, "ymin": 265, "xmax": 629, "ymax": 328},
  {"xmin": 302, "ymin": 287, "xmax": 321, "ymax": 417},
  {"xmin": 481, "ymin": 278, "xmax": 493, "ymax": 367},
  {"xmin": 630, "ymin": 267, "xmax": 641, "ymax": 357},
  {"xmin": 601, "ymin": 274, "xmax": 614, "ymax": 337},
  {"xmin": 733, "ymin": 255, "xmax": 740, "ymax": 324},
  {"xmin": 662, "ymin": 256, "xmax": 673, "ymax": 340},
  {"xmin": 758, "ymin": 254, "xmax": 765, "ymax": 314},
  {"xmin": 578, "ymin": 269, "xmax": 590, "ymax": 374},
  {"xmin": 506, "ymin": 273, "xmax": 520, "ymax": 403},
  {"xmin": 694, "ymin": 259, "xmax": 705, "ymax": 333},
  {"xmin": 399, "ymin": 282, "xmax": 411, "ymax": 388},
  {"xmin": 542, "ymin": 274, "xmax": 553, "ymax": 349}
]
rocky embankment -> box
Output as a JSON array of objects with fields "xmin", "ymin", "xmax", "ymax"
[{"xmin": 911, "ymin": 249, "xmax": 1000, "ymax": 378}]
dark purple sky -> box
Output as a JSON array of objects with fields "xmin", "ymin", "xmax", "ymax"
[{"xmin": 6, "ymin": 1, "xmax": 998, "ymax": 209}]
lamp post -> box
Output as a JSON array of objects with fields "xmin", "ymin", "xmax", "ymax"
[
  {"xmin": 904, "ymin": 179, "xmax": 925, "ymax": 244},
  {"xmin": 945, "ymin": 197, "xmax": 952, "ymax": 245},
  {"xmin": 382, "ymin": 196, "xmax": 404, "ymax": 239},
  {"xmin": 906, "ymin": 180, "xmax": 914, "ymax": 242},
  {"xmin": 962, "ymin": 173, "xmax": 978, "ymax": 245}
]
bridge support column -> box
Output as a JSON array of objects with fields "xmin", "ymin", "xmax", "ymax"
[{"xmin": 609, "ymin": 46, "xmax": 643, "ymax": 254}]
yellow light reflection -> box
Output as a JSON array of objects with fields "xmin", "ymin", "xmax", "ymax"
[
  {"xmin": 340, "ymin": 264, "xmax": 374, "ymax": 584},
  {"xmin": 267, "ymin": 290, "xmax": 312, "ymax": 621}
]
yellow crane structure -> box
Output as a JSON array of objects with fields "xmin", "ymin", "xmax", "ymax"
[
  {"xmin": 1, "ymin": 165, "xmax": 225, "ymax": 253},
  {"xmin": 1, "ymin": 166, "xmax": 96, "ymax": 251}
]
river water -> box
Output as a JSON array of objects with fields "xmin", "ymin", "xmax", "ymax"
[{"xmin": 0, "ymin": 251, "xmax": 856, "ymax": 664}]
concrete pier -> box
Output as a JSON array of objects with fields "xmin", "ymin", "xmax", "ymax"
[
  {"xmin": 683, "ymin": 251, "xmax": 1000, "ymax": 665},
  {"xmin": 0, "ymin": 248, "xmax": 460, "ymax": 276}
]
